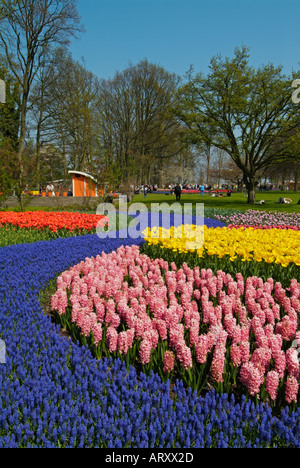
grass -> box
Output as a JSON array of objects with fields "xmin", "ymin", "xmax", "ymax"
[
  {"xmin": 131, "ymin": 190, "xmax": 300, "ymax": 213},
  {"xmin": 2, "ymin": 191, "xmax": 299, "ymax": 215}
]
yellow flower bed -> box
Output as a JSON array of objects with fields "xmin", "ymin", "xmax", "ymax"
[{"xmin": 143, "ymin": 225, "xmax": 300, "ymax": 267}]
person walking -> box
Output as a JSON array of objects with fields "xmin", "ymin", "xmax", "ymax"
[
  {"xmin": 174, "ymin": 183, "xmax": 182, "ymax": 201},
  {"xmin": 200, "ymin": 184, "xmax": 205, "ymax": 197}
]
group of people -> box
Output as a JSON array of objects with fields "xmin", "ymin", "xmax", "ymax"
[
  {"xmin": 164, "ymin": 183, "xmax": 213, "ymax": 191},
  {"xmin": 174, "ymin": 183, "xmax": 206, "ymax": 201},
  {"xmin": 137, "ymin": 182, "xmax": 234, "ymax": 200},
  {"xmin": 135, "ymin": 184, "xmax": 158, "ymax": 196}
]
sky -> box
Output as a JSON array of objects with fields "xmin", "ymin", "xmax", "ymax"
[{"xmin": 69, "ymin": 0, "xmax": 300, "ymax": 81}]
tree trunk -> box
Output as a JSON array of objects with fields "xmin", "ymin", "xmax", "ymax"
[
  {"xmin": 294, "ymin": 169, "xmax": 299, "ymax": 192},
  {"xmin": 247, "ymin": 180, "xmax": 256, "ymax": 204},
  {"xmin": 17, "ymin": 65, "xmax": 31, "ymax": 178},
  {"xmin": 17, "ymin": 93, "xmax": 28, "ymax": 177},
  {"xmin": 62, "ymin": 136, "xmax": 67, "ymax": 180},
  {"xmin": 206, "ymin": 143, "xmax": 211, "ymax": 186},
  {"xmin": 36, "ymin": 110, "xmax": 42, "ymax": 187},
  {"xmin": 244, "ymin": 173, "xmax": 256, "ymax": 204}
]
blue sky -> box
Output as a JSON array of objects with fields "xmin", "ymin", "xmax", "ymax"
[{"xmin": 70, "ymin": 0, "xmax": 300, "ymax": 80}]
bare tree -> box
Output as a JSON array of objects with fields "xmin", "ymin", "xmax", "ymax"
[
  {"xmin": 0, "ymin": 0, "xmax": 83, "ymax": 179},
  {"xmin": 39, "ymin": 49, "xmax": 100, "ymax": 171},
  {"xmin": 222, "ymin": 159, "xmax": 244, "ymax": 191},
  {"xmin": 157, "ymin": 148, "xmax": 198, "ymax": 187},
  {"xmin": 209, "ymin": 148, "xmax": 230, "ymax": 187},
  {"xmin": 96, "ymin": 60, "xmax": 184, "ymax": 185}
]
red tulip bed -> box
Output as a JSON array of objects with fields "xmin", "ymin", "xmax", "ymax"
[
  {"xmin": 0, "ymin": 211, "xmax": 109, "ymax": 246},
  {"xmin": 0, "ymin": 211, "xmax": 108, "ymax": 234}
]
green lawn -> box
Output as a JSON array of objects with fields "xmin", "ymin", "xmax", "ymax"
[
  {"xmin": 131, "ymin": 191, "xmax": 300, "ymax": 213},
  {"xmin": 1, "ymin": 191, "xmax": 299, "ymax": 215}
]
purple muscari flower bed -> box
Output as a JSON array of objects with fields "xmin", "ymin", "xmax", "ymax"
[
  {"xmin": 0, "ymin": 221, "xmax": 299, "ymax": 447},
  {"xmin": 125, "ymin": 212, "xmax": 226, "ymax": 229}
]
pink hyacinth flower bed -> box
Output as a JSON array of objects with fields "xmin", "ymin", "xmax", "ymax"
[
  {"xmin": 51, "ymin": 245, "xmax": 300, "ymax": 408},
  {"xmin": 215, "ymin": 209, "xmax": 300, "ymax": 230},
  {"xmin": 227, "ymin": 224, "xmax": 300, "ymax": 231}
]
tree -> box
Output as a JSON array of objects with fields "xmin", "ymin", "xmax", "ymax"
[
  {"xmin": 156, "ymin": 147, "xmax": 198, "ymax": 187},
  {"xmin": 0, "ymin": 0, "xmax": 83, "ymax": 178},
  {"xmin": 209, "ymin": 147, "xmax": 230, "ymax": 188},
  {"xmin": 0, "ymin": 57, "xmax": 19, "ymax": 149},
  {"xmin": 177, "ymin": 46, "xmax": 296, "ymax": 203},
  {"xmin": 222, "ymin": 159, "xmax": 244, "ymax": 191},
  {"xmin": 0, "ymin": 141, "xmax": 37, "ymax": 210},
  {"xmin": 96, "ymin": 60, "xmax": 184, "ymax": 185},
  {"xmin": 28, "ymin": 48, "xmax": 100, "ymax": 183},
  {"xmin": 0, "ymin": 143, "xmax": 16, "ymax": 205},
  {"xmin": 281, "ymin": 129, "xmax": 300, "ymax": 191},
  {"xmin": 27, "ymin": 53, "xmax": 57, "ymax": 185}
]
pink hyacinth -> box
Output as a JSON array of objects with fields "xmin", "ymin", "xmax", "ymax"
[
  {"xmin": 240, "ymin": 362, "xmax": 264, "ymax": 396},
  {"xmin": 274, "ymin": 350, "xmax": 286, "ymax": 379},
  {"xmin": 291, "ymin": 297, "xmax": 300, "ymax": 313},
  {"xmin": 80, "ymin": 294, "xmax": 89, "ymax": 307},
  {"xmin": 272, "ymin": 304, "xmax": 280, "ymax": 321},
  {"xmin": 195, "ymin": 335, "xmax": 208, "ymax": 364},
  {"xmin": 106, "ymin": 327, "xmax": 118, "ymax": 353},
  {"xmin": 54, "ymin": 290, "xmax": 68, "ymax": 316},
  {"xmin": 266, "ymin": 371, "xmax": 280, "ymax": 401},
  {"xmin": 286, "ymin": 348, "xmax": 300, "ymax": 379},
  {"xmin": 107, "ymin": 312, "xmax": 121, "ymax": 329},
  {"xmin": 51, "ymin": 244, "xmax": 300, "ymax": 407},
  {"xmin": 230, "ymin": 344, "xmax": 241, "ymax": 368},
  {"xmin": 285, "ymin": 376, "xmax": 299, "ymax": 404},
  {"xmin": 81, "ymin": 314, "xmax": 92, "ymax": 337},
  {"xmin": 268, "ymin": 334, "xmax": 283, "ymax": 356},
  {"xmin": 193, "ymin": 289, "xmax": 201, "ymax": 301},
  {"xmin": 240, "ymin": 341, "xmax": 250, "ymax": 364},
  {"xmin": 139, "ymin": 339, "xmax": 152, "ymax": 365},
  {"xmin": 51, "ymin": 293, "xmax": 58, "ymax": 311},
  {"xmin": 153, "ymin": 319, "xmax": 168, "ymax": 341},
  {"xmin": 189, "ymin": 323, "xmax": 200, "ymax": 348},
  {"xmin": 251, "ymin": 347, "xmax": 272, "ymax": 374},
  {"xmin": 211, "ymin": 348, "xmax": 226, "ymax": 383},
  {"xmin": 126, "ymin": 328, "xmax": 135, "ymax": 349},
  {"xmin": 95, "ymin": 299, "xmax": 105, "ymax": 320},
  {"xmin": 174, "ymin": 339, "xmax": 193, "ymax": 370},
  {"xmin": 92, "ymin": 323, "xmax": 103, "ymax": 346},
  {"xmin": 142, "ymin": 329, "xmax": 159, "ymax": 349},
  {"xmin": 117, "ymin": 331, "xmax": 129, "ymax": 355},
  {"xmin": 163, "ymin": 350, "xmax": 175, "ymax": 373},
  {"xmin": 277, "ymin": 316, "xmax": 295, "ymax": 341}
]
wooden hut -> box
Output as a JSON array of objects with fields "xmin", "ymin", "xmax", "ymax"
[{"xmin": 69, "ymin": 171, "xmax": 99, "ymax": 197}]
